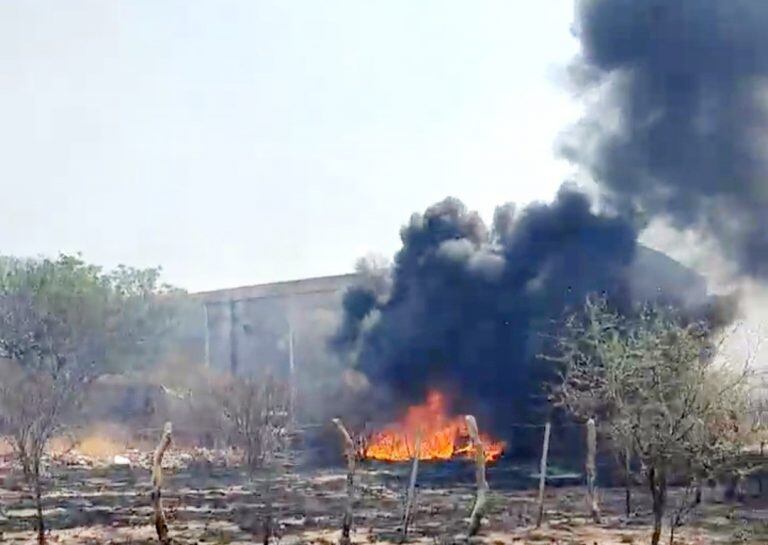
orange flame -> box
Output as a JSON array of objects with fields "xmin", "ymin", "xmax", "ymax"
[{"xmin": 363, "ymin": 390, "xmax": 505, "ymax": 463}]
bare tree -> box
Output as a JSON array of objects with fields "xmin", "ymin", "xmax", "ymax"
[
  {"xmin": 0, "ymin": 360, "xmax": 82, "ymax": 544},
  {"xmin": 0, "ymin": 292, "xmax": 94, "ymax": 545},
  {"xmin": 213, "ymin": 372, "xmax": 291, "ymax": 545},
  {"xmin": 552, "ymin": 297, "xmax": 752, "ymax": 545},
  {"xmin": 214, "ymin": 373, "xmax": 290, "ymax": 470}
]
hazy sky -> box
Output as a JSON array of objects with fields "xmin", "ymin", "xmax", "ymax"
[{"xmin": 1, "ymin": 1, "xmax": 579, "ymax": 291}]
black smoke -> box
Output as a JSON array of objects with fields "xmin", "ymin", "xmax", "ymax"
[
  {"xmin": 332, "ymin": 187, "xmax": 638, "ymax": 443},
  {"xmin": 561, "ymin": 0, "xmax": 768, "ymax": 277}
]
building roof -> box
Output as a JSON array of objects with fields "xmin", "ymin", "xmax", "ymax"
[
  {"xmin": 192, "ymin": 245, "xmax": 706, "ymax": 306},
  {"xmin": 193, "ymin": 273, "xmax": 358, "ymax": 304}
]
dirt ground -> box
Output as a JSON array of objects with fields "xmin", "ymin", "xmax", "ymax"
[{"xmin": 1, "ymin": 456, "xmax": 767, "ymax": 545}]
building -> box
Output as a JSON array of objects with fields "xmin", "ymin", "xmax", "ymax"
[
  {"xmin": 193, "ymin": 245, "xmax": 706, "ymax": 377},
  {"xmin": 195, "ymin": 273, "xmax": 357, "ymax": 375}
]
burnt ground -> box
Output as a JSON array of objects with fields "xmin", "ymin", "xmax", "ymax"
[{"xmin": 1, "ymin": 458, "xmax": 767, "ymax": 545}]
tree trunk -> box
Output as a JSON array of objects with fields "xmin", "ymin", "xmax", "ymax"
[
  {"xmin": 18, "ymin": 443, "xmax": 31, "ymax": 483},
  {"xmin": 648, "ymin": 466, "xmax": 667, "ymax": 545},
  {"xmin": 33, "ymin": 461, "xmax": 45, "ymax": 545},
  {"xmin": 623, "ymin": 446, "xmax": 632, "ymax": 518},
  {"xmin": 724, "ymin": 472, "xmax": 745, "ymax": 502},
  {"xmin": 760, "ymin": 441, "xmax": 765, "ymax": 496}
]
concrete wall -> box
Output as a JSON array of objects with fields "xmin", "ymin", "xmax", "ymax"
[
  {"xmin": 196, "ymin": 274, "xmax": 357, "ymax": 375},
  {"xmin": 193, "ymin": 274, "xmax": 358, "ymax": 423}
]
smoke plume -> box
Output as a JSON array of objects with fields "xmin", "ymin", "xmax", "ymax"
[
  {"xmin": 332, "ymin": 187, "xmax": 639, "ymax": 438},
  {"xmin": 331, "ymin": 1, "xmax": 756, "ymax": 445},
  {"xmin": 561, "ymin": 0, "xmax": 768, "ymax": 277}
]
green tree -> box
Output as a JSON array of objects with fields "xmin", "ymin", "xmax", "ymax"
[
  {"xmin": 552, "ymin": 298, "xmax": 751, "ymax": 545},
  {"xmin": 0, "ymin": 254, "xmax": 183, "ymax": 544}
]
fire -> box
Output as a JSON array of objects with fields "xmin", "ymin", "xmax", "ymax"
[{"xmin": 363, "ymin": 390, "xmax": 505, "ymax": 463}]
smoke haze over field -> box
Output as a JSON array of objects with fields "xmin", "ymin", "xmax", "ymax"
[{"xmin": 562, "ymin": 0, "xmax": 768, "ymax": 277}]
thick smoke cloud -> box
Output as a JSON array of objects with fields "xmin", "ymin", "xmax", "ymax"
[
  {"xmin": 332, "ymin": 187, "xmax": 638, "ymax": 438},
  {"xmin": 562, "ymin": 0, "xmax": 768, "ymax": 276},
  {"xmin": 330, "ymin": 2, "xmax": 757, "ymax": 449}
]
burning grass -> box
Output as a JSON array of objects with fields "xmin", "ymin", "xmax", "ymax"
[{"xmin": 362, "ymin": 391, "xmax": 505, "ymax": 463}]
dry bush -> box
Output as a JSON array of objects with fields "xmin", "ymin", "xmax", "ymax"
[
  {"xmin": 213, "ymin": 372, "xmax": 290, "ymax": 470},
  {"xmin": 0, "ymin": 359, "xmax": 82, "ymax": 544},
  {"xmin": 147, "ymin": 356, "xmax": 230, "ymax": 448}
]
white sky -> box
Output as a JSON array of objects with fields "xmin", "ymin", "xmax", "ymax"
[{"xmin": 0, "ymin": 1, "xmax": 580, "ymax": 292}]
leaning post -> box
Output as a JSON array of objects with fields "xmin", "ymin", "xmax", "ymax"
[
  {"xmin": 466, "ymin": 415, "xmax": 489, "ymax": 537},
  {"xmin": 535, "ymin": 421, "xmax": 551, "ymax": 528},
  {"xmin": 151, "ymin": 422, "xmax": 173, "ymax": 544},
  {"xmin": 332, "ymin": 418, "xmax": 357, "ymax": 545}
]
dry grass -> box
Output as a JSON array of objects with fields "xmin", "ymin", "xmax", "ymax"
[{"xmin": 1, "ymin": 458, "xmax": 766, "ymax": 545}]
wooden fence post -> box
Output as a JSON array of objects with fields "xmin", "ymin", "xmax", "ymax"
[
  {"xmin": 399, "ymin": 434, "xmax": 421, "ymax": 543},
  {"xmin": 585, "ymin": 418, "xmax": 601, "ymax": 523},
  {"xmin": 151, "ymin": 422, "xmax": 172, "ymax": 544},
  {"xmin": 623, "ymin": 445, "xmax": 632, "ymax": 517},
  {"xmin": 466, "ymin": 415, "xmax": 489, "ymax": 537},
  {"xmin": 535, "ymin": 421, "xmax": 551, "ymax": 528},
  {"xmin": 332, "ymin": 418, "xmax": 357, "ymax": 545}
]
